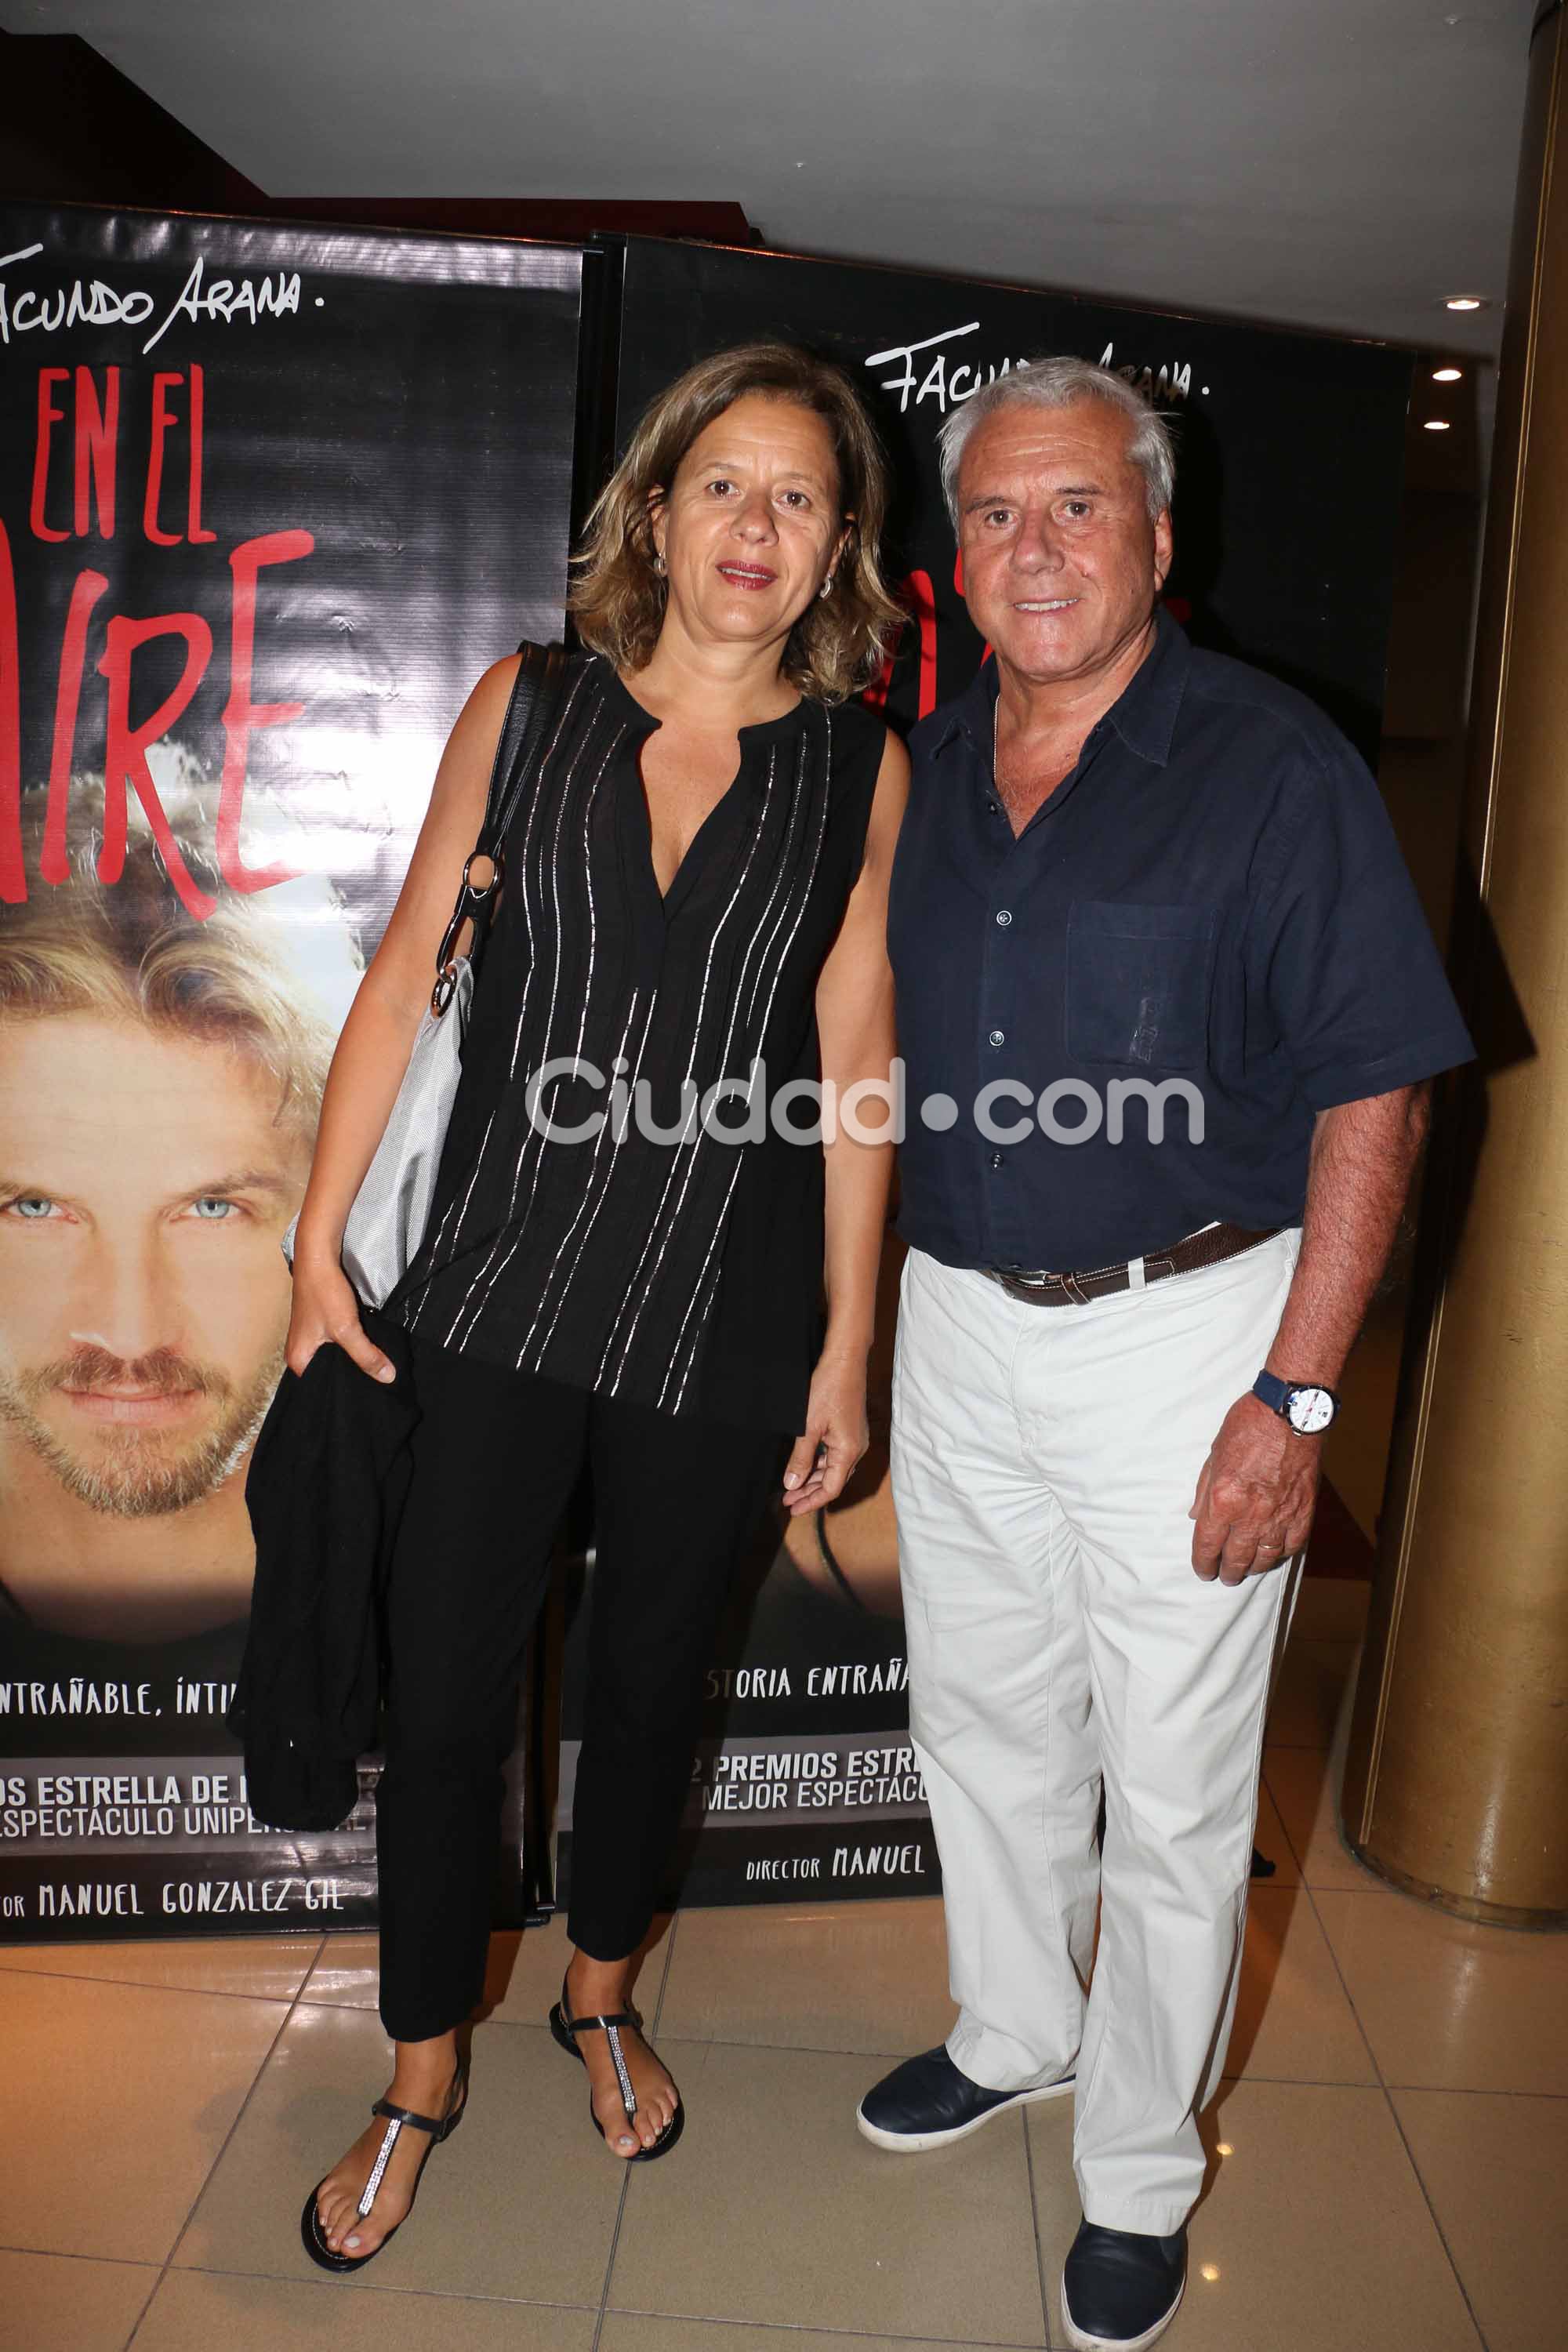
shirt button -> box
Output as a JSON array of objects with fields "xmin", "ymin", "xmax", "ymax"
[
  {"xmin": 996, "ymin": 909, "xmax": 1012, "ymax": 927},
  {"xmin": 989, "ymin": 1029, "xmax": 1005, "ymax": 1047},
  {"xmin": 989, "ymin": 1152, "xmax": 1004, "ymax": 1170},
  {"xmin": 986, "ymin": 799, "xmax": 1000, "ymax": 815}
]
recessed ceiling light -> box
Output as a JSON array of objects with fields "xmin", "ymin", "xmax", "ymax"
[
  {"xmin": 1423, "ymin": 419, "xmax": 1453, "ymax": 431},
  {"xmin": 1432, "ymin": 365, "xmax": 1463, "ymax": 381},
  {"xmin": 1443, "ymin": 295, "xmax": 1486, "ymax": 311}
]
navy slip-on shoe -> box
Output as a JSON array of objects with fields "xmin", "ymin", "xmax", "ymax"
[
  {"xmin": 1060, "ymin": 2219, "xmax": 1188, "ymax": 2352},
  {"xmin": 855, "ymin": 2043, "xmax": 1076, "ymax": 2153}
]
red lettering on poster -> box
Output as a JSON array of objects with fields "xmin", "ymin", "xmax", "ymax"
[
  {"xmin": 186, "ymin": 366, "xmax": 215, "ymax": 545},
  {"xmin": 6, "ymin": 369, "xmax": 315, "ymax": 911},
  {"xmin": 74, "ymin": 367, "xmax": 119, "ymax": 541},
  {"xmin": 906, "ymin": 570, "xmax": 938, "ymax": 719},
  {"xmin": 216, "ymin": 529, "xmax": 312, "ymax": 894},
  {"xmin": 142, "ymin": 372, "xmax": 185, "ymax": 546},
  {"xmin": 0, "ymin": 520, "xmax": 20, "ymax": 902},
  {"xmin": 30, "ymin": 370, "xmax": 71, "ymax": 545},
  {"xmin": 862, "ymin": 568, "xmax": 939, "ymax": 720},
  {"xmin": 40, "ymin": 568, "xmax": 111, "ymax": 886},
  {"xmin": 96, "ymin": 613, "xmax": 217, "ymax": 919}
]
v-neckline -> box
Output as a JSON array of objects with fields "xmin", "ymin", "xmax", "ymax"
[
  {"xmin": 604, "ymin": 662, "xmax": 805, "ymax": 921},
  {"xmin": 633, "ymin": 752, "xmax": 744, "ymax": 918}
]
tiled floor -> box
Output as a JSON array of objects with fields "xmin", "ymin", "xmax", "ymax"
[{"xmin": 5, "ymin": 1580, "xmax": 1566, "ymax": 2352}]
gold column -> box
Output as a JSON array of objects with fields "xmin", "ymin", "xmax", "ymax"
[{"xmin": 1341, "ymin": 0, "xmax": 1568, "ymax": 1926}]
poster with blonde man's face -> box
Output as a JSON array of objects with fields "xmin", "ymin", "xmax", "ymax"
[{"xmin": 0, "ymin": 793, "xmax": 359, "ymax": 1645}]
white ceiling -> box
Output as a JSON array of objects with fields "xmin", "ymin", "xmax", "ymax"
[{"xmin": 5, "ymin": 0, "xmax": 1535, "ymax": 355}]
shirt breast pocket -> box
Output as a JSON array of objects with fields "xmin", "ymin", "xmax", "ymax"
[{"xmin": 1065, "ymin": 901, "xmax": 1218, "ymax": 1071}]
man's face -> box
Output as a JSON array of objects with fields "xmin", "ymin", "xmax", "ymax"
[
  {"xmin": 0, "ymin": 1014, "xmax": 308, "ymax": 1518},
  {"xmin": 955, "ymin": 397, "xmax": 1173, "ymax": 688}
]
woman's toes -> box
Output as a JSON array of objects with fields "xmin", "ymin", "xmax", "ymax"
[
  {"xmin": 597, "ymin": 2092, "xmax": 638, "ymax": 2154},
  {"xmin": 580, "ymin": 2034, "xmax": 678, "ymax": 2157},
  {"xmin": 317, "ymin": 2164, "xmax": 383, "ymax": 2253},
  {"xmin": 334, "ymin": 2199, "xmax": 372, "ymax": 2252}
]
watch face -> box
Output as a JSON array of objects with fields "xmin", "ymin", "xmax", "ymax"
[{"xmin": 1287, "ymin": 1385, "xmax": 1336, "ymax": 1435}]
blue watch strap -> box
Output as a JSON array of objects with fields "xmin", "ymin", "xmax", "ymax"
[{"xmin": 1251, "ymin": 1370, "xmax": 1292, "ymax": 1417}]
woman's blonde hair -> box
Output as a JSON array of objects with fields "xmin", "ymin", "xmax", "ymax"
[{"xmin": 570, "ymin": 340, "xmax": 906, "ymax": 702}]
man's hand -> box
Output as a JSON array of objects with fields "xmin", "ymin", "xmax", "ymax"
[{"xmin": 1189, "ymin": 1392, "xmax": 1320, "ymax": 1584}]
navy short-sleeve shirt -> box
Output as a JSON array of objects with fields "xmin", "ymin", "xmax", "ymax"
[{"xmin": 888, "ymin": 611, "xmax": 1474, "ymax": 1274}]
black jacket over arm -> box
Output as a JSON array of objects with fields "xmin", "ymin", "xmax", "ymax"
[{"xmin": 227, "ymin": 1310, "xmax": 420, "ymax": 1831}]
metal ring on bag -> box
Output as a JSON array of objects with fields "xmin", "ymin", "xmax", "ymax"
[
  {"xmin": 431, "ymin": 848, "xmax": 503, "ymax": 1018},
  {"xmin": 434, "ymin": 904, "xmax": 470, "ymax": 977}
]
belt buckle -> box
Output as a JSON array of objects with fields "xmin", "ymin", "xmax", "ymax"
[
  {"xmin": 1058, "ymin": 1270, "xmax": 1093, "ymax": 1307},
  {"xmin": 996, "ymin": 1265, "xmax": 1062, "ymax": 1305}
]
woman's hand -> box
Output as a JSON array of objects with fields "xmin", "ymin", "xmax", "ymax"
[
  {"xmin": 782, "ymin": 1349, "xmax": 869, "ymax": 1515},
  {"xmin": 285, "ymin": 1249, "xmax": 397, "ymax": 1384}
]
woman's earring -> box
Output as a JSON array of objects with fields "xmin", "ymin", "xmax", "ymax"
[
  {"xmin": 818, "ymin": 572, "xmax": 835, "ymax": 600},
  {"xmin": 653, "ymin": 551, "xmax": 667, "ymax": 576}
]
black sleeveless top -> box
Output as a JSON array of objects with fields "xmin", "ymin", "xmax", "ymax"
[{"xmin": 390, "ymin": 655, "xmax": 887, "ymax": 1433}]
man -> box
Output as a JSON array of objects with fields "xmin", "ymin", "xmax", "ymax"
[
  {"xmin": 858, "ymin": 361, "xmax": 1472, "ymax": 2352},
  {"xmin": 0, "ymin": 779, "xmax": 358, "ymax": 1650}
]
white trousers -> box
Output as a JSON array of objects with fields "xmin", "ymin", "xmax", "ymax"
[{"xmin": 890, "ymin": 1232, "xmax": 1302, "ymax": 2234}]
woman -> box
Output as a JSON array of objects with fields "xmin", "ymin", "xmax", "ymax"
[{"xmin": 292, "ymin": 342, "xmax": 909, "ymax": 2265}]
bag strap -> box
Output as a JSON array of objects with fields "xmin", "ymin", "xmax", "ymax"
[
  {"xmin": 431, "ymin": 639, "xmax": 569, "ymax": 1011},
  {"xmin": 477, "ymin": 638, "xmax": 569, "ymax": 860}
]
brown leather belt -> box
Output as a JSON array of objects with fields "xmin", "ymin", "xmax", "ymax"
[{"xmin": 983, "ymin": 1221, "xmax": 1279, "ymax": 1308}]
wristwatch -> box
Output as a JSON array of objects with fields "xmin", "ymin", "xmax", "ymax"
[{"xmin": 1251, "ymin": 1370, "xmax": 1339, "ymax": 1436}]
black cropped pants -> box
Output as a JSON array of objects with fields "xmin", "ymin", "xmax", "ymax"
[{"xmin": 375, "ymin": 1332, "xmax": 787, "ymax": 2043}]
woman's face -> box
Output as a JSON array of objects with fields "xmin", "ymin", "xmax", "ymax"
[{"xmin": 651, "ymin": 392, "xmax": 847, "ymax": 658}]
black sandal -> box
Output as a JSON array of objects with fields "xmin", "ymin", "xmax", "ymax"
[
  {"xmin": 300, "ymin": 2055, "xmax": 469, "ymax": 2272},
  {"xmin": 548, "ymin": 1976, "xmax": 684, "ymax": 2161}
]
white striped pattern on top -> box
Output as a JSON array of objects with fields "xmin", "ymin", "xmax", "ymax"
[{"xmin": 388, "ymin": 657, "xmax": 880, "ymax": 1428}]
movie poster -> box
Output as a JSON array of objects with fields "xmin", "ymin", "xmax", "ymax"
[
  {"xmin": 0, "ymin": 204, "xmax": 582, "ymax": 1941},
  {"xmin": 555, "ymin": 236, "xmax": 1413, "ymax": 1909}
]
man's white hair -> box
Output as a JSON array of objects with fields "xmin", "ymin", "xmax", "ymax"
[{"xmin": 937, "ymin": 359, "xmax": 1176, "ymax": 528}]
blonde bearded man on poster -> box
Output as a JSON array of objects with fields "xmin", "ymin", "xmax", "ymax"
[
  {"xmin": 0, "ymin": 782, "xmax": 359, "ymax": 1658},
  {"xmin": 855, "ymin": 361, "xmax": 1473, "ymax": 2352}
]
